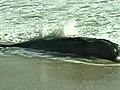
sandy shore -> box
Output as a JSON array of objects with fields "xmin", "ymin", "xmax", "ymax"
[{"xmin": 0, "ymin": 55, "xmax": 120, "ymax": 90}]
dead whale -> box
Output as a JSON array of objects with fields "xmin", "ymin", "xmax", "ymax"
[{"xmin": 0, "ymin": 37, "xmax": 119, "ymax": 61}]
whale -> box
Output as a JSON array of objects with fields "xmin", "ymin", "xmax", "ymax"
[{"xmin": 0, "ymin": 37, "xmax": 119, "ymax": 61}]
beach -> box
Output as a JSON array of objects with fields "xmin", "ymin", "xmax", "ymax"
[
  {"xmin": 0, "ymin": 54, "xmax": 120, "ymax": 90},
  {"xmin": 0, "ymin": 0, "xmax": 120, "ymax": 90}
]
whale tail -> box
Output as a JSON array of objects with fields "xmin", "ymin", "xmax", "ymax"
[
  {"xmin": 0, "ymin": 43, "xmax": 12, "ymax": 47},
  {"xmin": 0, "ymin": 42, "xmax": 24, "ymax": 48}
]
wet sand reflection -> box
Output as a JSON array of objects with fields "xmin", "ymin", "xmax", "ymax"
[
  {"xmin": 0, "ymin": 55, "xmax": 119, "ymax": 90},
  {"xmin": 37, "ymin": 60, "xmax": 119, "ymax": 90}
]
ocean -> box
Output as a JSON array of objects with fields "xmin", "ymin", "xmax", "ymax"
[{"xmin": 0, "ymin": 0, "xmax": 120, "ymax": 90}]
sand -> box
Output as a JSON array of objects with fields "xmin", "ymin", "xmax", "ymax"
[{"xmin": 0, "ymin": 55, "xmax": 120, "ymax": 90}]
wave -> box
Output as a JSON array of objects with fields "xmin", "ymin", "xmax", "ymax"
[{"xmin": 1, "ymin": 47, "xmax": 120, "ymax": 67}]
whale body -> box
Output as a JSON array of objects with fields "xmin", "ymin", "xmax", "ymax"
[{"xmin": 0, "ymin": 37, "xmax": 119, "ymax": 61}]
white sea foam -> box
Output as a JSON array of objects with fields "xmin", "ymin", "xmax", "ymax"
[{"xmin": 63, "ymin": 18, "xmax": 80, "ymax": 37}]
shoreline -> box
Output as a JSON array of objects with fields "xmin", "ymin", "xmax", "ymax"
[{"xmin": 0, "ymin": 55, "xmax": 120, "ymax": 90}]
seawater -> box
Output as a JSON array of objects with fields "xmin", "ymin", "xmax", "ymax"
[
  {"xmin": 0, "ymin": 1, "xmax": 120, "ymax": 90},
  {"xmin": 0, "ymin": 0, "xmax": 120, "ymax": 64},
  {"xmin": 0, "ymin": 0, "xmax": 120, "ymax": 44}
]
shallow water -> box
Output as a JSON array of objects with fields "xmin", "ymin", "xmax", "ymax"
[
  {"xmin": 0, "ymin": 0, "xmax": 120, "ymax": 90},
  {"xmin": 0, "ymin": 55, "xmax": 120, "ymax": 90}
]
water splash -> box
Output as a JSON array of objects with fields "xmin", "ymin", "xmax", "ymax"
[
  {"xmin": 63, "ymin": 18, "xmax": 80, "ymax": 37},
  {"xmin": 39, "ymin": 18, "xmax": 80, "ymax": 38}
]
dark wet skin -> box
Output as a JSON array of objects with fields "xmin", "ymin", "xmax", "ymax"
[{"xmin": 0, "ymin": 37, "xmax": 119, "ymax": 61}]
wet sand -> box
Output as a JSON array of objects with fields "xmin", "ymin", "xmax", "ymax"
[{"xmin": 0, "ymin": 55, "xmax": 120, "ymax": 90}]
